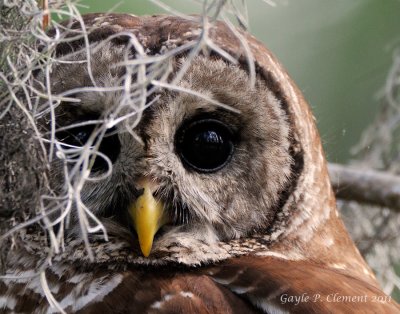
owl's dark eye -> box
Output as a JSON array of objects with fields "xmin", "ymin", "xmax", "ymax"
[
  {"xmin": 57, "ymin": 125, "xmax": 120, "ymax": 172},
  {"xmin": 175, "ymin": 118, "xmax": 234, "ymax": 173}
]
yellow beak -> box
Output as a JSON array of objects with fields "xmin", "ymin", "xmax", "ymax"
[{"xmin": 128, "ymin": 180, "xmax": 167, "ymax": 257}]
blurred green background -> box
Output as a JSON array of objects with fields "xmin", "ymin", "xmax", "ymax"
[{"xmin": 79, "ymin": 0, "xmax": 400, "ymax": 164}]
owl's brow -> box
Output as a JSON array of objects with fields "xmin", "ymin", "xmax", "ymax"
[
  {"xmin": 151, "ymin": 80, "xmax": 241, "ymax": 114},
  {"xmin": 185, "ymin": 108, "xmax": 241, "ymax": 131}
]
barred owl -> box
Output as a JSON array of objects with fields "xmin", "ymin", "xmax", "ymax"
[{"xmin": 0, "ymin": 13, "xmax": 399, "ymax": 313}]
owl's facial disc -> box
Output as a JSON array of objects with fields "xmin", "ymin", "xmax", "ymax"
[
  {"xmin": 128, "ymin": 179, "xmax": 169, "ymax": 257},
  {"xmin": 47, "ymin": 53, "xmax": 295, "ymax": 264}
]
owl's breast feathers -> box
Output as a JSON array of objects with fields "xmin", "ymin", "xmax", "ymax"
[{"xmin": 1, "ymin": 256, "xmax": 399, "ymax": 313}]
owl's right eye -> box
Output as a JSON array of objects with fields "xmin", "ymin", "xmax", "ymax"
[
  {"xmin": 57, "ymin": 125, "xmax": 94, "ymax": 148},
  {"xmin": 175, "ymin": 118, "xmax": 235, "ymax": 173},
  {"xmin": 57, "ymin": 125, "xmax": 121, "ymax": 171}
]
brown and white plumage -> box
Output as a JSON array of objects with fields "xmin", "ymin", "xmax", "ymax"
[{"xmin": 1, "ymin": 13, "xmax": 399, "ymax": 313}]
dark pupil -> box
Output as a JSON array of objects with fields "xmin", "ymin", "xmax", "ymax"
[
  {"xmin": 177, "ymin": 119, "xmax": 234, "ymax": 172},
  {"xmin": 57, "ymin": 125, "xmax": 120, "ymax": 172},
  {"xmin": 74, "ymin": 130, "xmax": 90, "ymax": 145}
]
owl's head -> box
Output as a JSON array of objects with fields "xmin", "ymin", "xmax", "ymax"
[{"xmin": 36, "ymin": 14, "xmax": 333, "ymax": 265}]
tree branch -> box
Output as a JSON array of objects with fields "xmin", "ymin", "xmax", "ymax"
[{"xmin": 328, "ymin": 163, "xmax": 400, "ymax": 212}]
